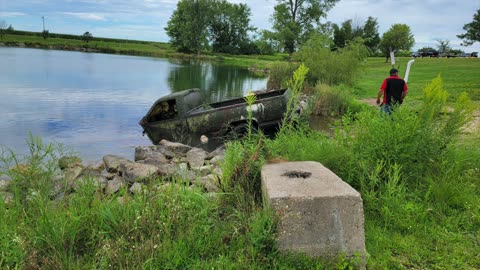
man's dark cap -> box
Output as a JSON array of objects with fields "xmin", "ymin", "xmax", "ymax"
[{"xmin": 390, "ymin": 68, "xmax": 399, "ymax": 75}]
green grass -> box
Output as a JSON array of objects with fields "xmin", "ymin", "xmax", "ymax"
[
  {"xmin": 1, "ymin": 42, "xmax": 479, "ymax": 269},
  {"xmin": 354, "ymin": 57, "xmax": 480, "ymax": 101},
  {"xmin": 1, "ymin": 33, "xmax": 285, "ymax": 70}
]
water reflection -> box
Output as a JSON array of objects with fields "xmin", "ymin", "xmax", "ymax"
[
  {"xmin": 0, "ymin": 47, "xmax": 268, "ymax": 161},
  {"xmin": 168, "ymin": 59, "xmax": 267, "ymax": 102}
]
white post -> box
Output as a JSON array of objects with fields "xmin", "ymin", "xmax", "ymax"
[
  {"xmin": 390, "ymin": 51, "xmax": 395, "ymax": 68},
  {"xmin": 404, "ymin": 59, "xmax": 415, "ymax": 83}
]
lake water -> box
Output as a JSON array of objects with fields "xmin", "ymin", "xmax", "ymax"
[{"xmin": 0, "ymin": 47, "xmax": 268, "ymax": 161}]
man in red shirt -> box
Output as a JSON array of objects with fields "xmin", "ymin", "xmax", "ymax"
[{"xmin": 376, "ymin": 68, "xmax": 408, "ymax": 113}]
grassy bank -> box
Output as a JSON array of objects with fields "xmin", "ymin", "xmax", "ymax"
[{"xmin": 1, "ymin": 33, "xmax": 286, "ymax": 70}]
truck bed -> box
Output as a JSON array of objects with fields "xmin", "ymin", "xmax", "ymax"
[{"xmin": 188, "ymin": 89, "xmax": 287, "ymax": 115}]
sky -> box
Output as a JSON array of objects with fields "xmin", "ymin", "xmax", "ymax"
[{"xmin": 1, "ymin": 0, "xmax": 480, "ymax": 52}]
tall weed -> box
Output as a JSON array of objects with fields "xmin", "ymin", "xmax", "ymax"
[
  {"xmin": 266, "ymin": 62, "xmax": 298, "ymax": 90},
  {"xmin": 311, "ymin": 84, "xmax": 366, "ymax": 116}
]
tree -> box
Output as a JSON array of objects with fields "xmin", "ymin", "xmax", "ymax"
[
  {"xmin": 332, "ymin": 16, "xmax": 379, "ymax": 53},
  {"xmin": 362, "ymin": 17, "xmax": 380, "ymax": 54},
  {"xmin": 272, "ymin": 0, "xmax": 339, "ymax": 54},
  {"xmin": 81, "ymin": 31, "xmax": 93, "ymax": 43},
  {"xmin": 436, "ymin": 39, "xmax": 451, "ymax": 54},
  {"xmin": 457, "ymin": 9, "xmax": 480, "ymax": 46},
  {"xmin": 332, "ymin": 19, "xmax": 364, "ymax": 50},
  {"xmin": 42, "ymin": 30, "xmax": 49, "ymax": 39},
  {"xmin": 254, "ymin": 30, "xmax": 281, "ymax": 55},
  {"xmin": 379, "ymin": 24, "xmax": 415, "ymax": 62},
  {"xmin": 165, "ymin": 0, "xmax": 213, "ymax": 54},
  {"xmin": 0, "ymin": 20, "xmax": 7, "ymax": 40},
  {"xmin": 209, "ymin": 0, "xmax": 255, "ymax": 54}
]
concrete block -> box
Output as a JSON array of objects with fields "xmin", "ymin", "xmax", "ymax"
[{"xmin": 261, "ymin": 161, "xmax": 365, "ymax": 262}]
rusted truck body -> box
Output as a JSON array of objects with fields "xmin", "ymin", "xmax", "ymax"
[{"xmin": 139, "ymin": 88, "xmax": 290, "ymax": 145}]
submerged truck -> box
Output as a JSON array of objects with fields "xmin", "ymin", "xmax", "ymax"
[{"xmin": 139, "ymin": 88, "xmax": 291, "ymax": 145}]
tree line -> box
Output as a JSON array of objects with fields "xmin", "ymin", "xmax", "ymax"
[{"xmin": 164, "ymin": 0, "xmax": 480, "ymax": 58}]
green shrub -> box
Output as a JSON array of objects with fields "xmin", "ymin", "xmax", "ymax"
[
  {"xmin": 267, "ymin": 62, "xmax": 298, "ymax": 90},
  {"xmin": 343, "ymin": 75, "xmax": 475, "ymax": 186},
  {"xmin": 311, "ymin": 84, "xmax": 367, "ymax": 116},
  {"xmin": 294, "ymin": 35, "xmax": 369, "ymax": 86}
]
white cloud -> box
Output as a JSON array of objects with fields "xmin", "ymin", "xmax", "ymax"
[
  {"xmin": 0, "ymin": 12, "xmax": 26, "ymax": 17},
  {"xmin": 61, "ymin": 12, "xmax": 106, "ymax": 21}
]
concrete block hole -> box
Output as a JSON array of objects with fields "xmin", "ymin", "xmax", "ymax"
[{"xmin": 282, "ymin": 170, "xmax": 312, "ymax": 179}]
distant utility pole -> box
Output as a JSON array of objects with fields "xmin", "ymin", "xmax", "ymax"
[{"xmin": 42, "ymin": 16, "xmax": 45, "ymax": 31}]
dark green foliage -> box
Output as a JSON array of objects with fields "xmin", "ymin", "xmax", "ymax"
[
  {"xmin": 362, "ymin": 17, "xmax": 381, "ymax": 54},
  {"xmin": 272, "ymin": 0, "xmax": 339, "ymax": 53},
  {"xmin": 295, "ymin": 34, "xmax": 369, "ymax": 85},
  {"xmin": 81, "ymin": 31, "xmax": 93, "ymax": 43},
  {"xmin": 209, "ymin": 0, "xmax": 255, "ymax": 54},
  {"xmin": 379, "ymin": 24, "xmax": 415, "ymax": 61},
  {"xmin": 165, "ymin": 0, "xmax": 212, "ymax": 54},
  {"xmin": 332, "ymin": 17, "xmax": 379, "ymax": 53},
  {"xmin": 457, "ymin": 9, "xmax": 480, "ymax": 46},
  {"xmin": 42, "ymin": 30, "xmax": 49, "ymax": 39},
  {"xmin": 165, "ymin": 0, "xmax": 256, "ymax": 55}
]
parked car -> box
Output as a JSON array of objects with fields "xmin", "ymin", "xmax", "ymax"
[
  {"xmin": 471, "ymin": 52, "xmax": 478, "ymax": 57},
  {"xmin": 411, "ymin": 52, "xmax": 422, "ymax": 58},
  {"xmin": 411, "ymin": 50, "xmax": 439, "ymax": 58}
]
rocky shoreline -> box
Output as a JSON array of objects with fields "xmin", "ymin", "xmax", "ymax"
[{"xmin": 0, "ymin": 139, "xmax": 225, "ymax": 204}]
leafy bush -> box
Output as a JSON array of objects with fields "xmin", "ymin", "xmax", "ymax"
[{"xmin": 294, "ymin": 35, "xmax": 369, "ymax": 86}]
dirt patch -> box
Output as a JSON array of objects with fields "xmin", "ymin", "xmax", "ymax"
[
  {"xmin": 464, "ymin": 110, "xmax": 480, "ymax": 133},
  {"xmin": 358, "ymin": 98, "xmax": 379, "ymax": 107}
]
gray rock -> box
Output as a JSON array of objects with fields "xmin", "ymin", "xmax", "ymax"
[
  {"xmin": 120, "ymin": 162, "xmax": 159, "ymax": 183},
  {"xmin": 81, "ymin": 162, "xmax": 105, "ymax": 178},
  {"xmin": 103, "ymin": 155, "xmax": 130, "ymax": 173},
  {"xmin": 186, "ymin": 147, "xmax": 208, "ymax": 169},
  {"xmin": 129, "ymin": 182, "xmax": 145, "ymax": 194},
  {"xmin": 155, "ymin": 145, "xmax": 176, "ymax": 159},
  {"xmin": 197, "ymin": 165, "xmax": 213, "ymax": 176},
  {"xmin": 178, "ymin": 162, "xmax": 189, "ymax": 171},
  {"xmin": 72, "ymin": 176, "xmax": 107, "ymax": 191},
  {"xmin": 209, "ymin": 155, "xmax": 225, "ymax": 166},
  {"xmin": 213, "ymin": 167, "xmax": 223, "ymax": 177},
  {"xmin": 195, "ymin": 175, "xmax": 220, "ymax": 193},
  {"xmin": 101, "ymin": 171, "xmax": 117, "ymax": 180},
  {"xmin": 1, "ymin": 192, "xmax": 14, "ymax": 205},
  {"xmin": 139, "ymin": 157, "xmax": 169, "ymax": 167},
  {"xmin": 58, "ymin": 156, "xmax": 82, "ymax": 170},
  {"xmin": 159, "ymin": 140, "xmax": 192, "ymax": 156},
  {"xmin": 206, "ymin": 145, "xmax": 226, "ymax": 160},
  {"xmin": 64, "ymin": 166, "xmax": 84, "ymax": 185},
  {"xmin": 105, "ymin": 176, "xmax": 125, "ymax": 195},
  {"xmin": 156, "ymin": 163, "xmax": 178, "ymax": 178},
  {"xmin": 135, "ymin": 146, "xmax": 168, "ymax": 163}
]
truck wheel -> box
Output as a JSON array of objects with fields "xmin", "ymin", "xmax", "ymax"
[{"xmin": 227, "ymin": 123, "xmax": 257, "ymax": 140}]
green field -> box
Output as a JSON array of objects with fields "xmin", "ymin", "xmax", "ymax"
[
  {"xmin": 355, "ymin": 57, "xmax": 480, "ymax": 102},
  {"xmin": 1, "ymin": 35, "xmax": 479, "ymax": 269}
]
